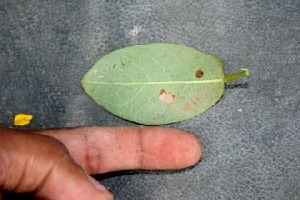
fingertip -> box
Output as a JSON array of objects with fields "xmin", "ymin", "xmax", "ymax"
[
  {"xmin": 37, "ymin": 166, "xmax": 114, "ymax": 200},
  {"xmin": 141, "ymin": 127, "xmax": 203, "ymax": 169},
  {"xmin": 87, "ymin": 175, "xmax": 112, "ymax": 194},
  {"xmin": 165, "ymin": 128, "xmax": 203, "ymax": 168},
  {"xmin": 85, "ymin": 175, "xmax": 114, "ymax": 200},
  {"xmin": 183, "ymin": 133, "xmax": 203, "ymax": 166}
]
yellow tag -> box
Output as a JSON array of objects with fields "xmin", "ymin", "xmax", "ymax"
[{"xmin": 14, "ymin": 114, "xmax": 33, "ymax": 126}]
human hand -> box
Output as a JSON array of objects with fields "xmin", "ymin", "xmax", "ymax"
[{"xmin": 0, "ymin": 126, "xmax": 202, "ymax": 200}]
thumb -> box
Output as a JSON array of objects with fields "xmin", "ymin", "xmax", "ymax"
[{"xmin": 0, "ymin": 127, "xmax": 113, "ymax": 200}]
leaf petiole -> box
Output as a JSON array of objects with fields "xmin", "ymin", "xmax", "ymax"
[{"xmin": 224, "ymin": 68, "xmax": 250, "ymax": 83}]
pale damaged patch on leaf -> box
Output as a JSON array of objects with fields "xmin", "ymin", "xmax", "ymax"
[
  {"xmin": 14, "ymin": 113, "xmax": 33, "ymax": 126},
  {"xmin": 159, "ymin": 89, "xmax": 176, "ymax": 104}
]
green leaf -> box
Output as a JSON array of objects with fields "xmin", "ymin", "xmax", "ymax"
[{"xmin": 81, "ymin": 43, "xmax": 249, "ymax": 125}]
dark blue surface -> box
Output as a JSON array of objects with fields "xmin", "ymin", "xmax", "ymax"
[{"xmin": 1, "ymin": 0, "xmax": 299, "ymax": 199}]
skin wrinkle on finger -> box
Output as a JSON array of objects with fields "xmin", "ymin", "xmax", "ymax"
[
  {"xmin": 47, "ymin": 127, "xmax": 103, "ymax": 174},
  {"xmin": 12, "ymin": 155, "xmax": 29, "ymax": 192},
  {"xmin": 110, "ymin": 128, "xmax": 147, "ymax": 172},
  {"xmin": 106, "ymin": 127, "xmax": 143, "ymax": 171},
  {"xmin": 109, "ymin": 127, "xmax": 146, "ymax": 171},
  {"xmin": 81, "ymin": 127, "xmax": 92, "ymax": 174},
  {"xmin": 34, "ymin": 162, "xmax": 56, "ymax": 197},
  {"xmin": 136, "ymin": 127, "xmax": 145, "ymax": 169},
  {"xmin": 82, "ymin": 127, "xmax": 105, "ymax": 174},
  {"xmin": 37, "ymin": 128, "xmax": 86, "ymax": 169}
]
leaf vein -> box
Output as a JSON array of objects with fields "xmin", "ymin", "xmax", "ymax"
[{"xmin": 82, "ymin": 79, "xmax": 223, "ymax": 85}]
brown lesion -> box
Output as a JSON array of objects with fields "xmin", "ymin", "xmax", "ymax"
[
  {"xmin": 195, "ymin": 69, "xmax": 204, "ymax": 78},
  {"xmin": 159, "ymin": 89, "xmax": 166, "ymax": 95},
  {"xmin": 159, "ymin": 89, "xmax": 176, "ymax": 104},
  {"xmin": 183, "ymin": 83, "xmax": 223, "ymax": 112},
  {"xmin": 184, "ymin": 103, "xmax": 191, "ymax": 111},
  {"xmin": 221, "ymin": 62, "xmax": 225, "ymax": 71},
  {"xmin": 184, "ymin": 89, "xmax": 204, "ymax": 111}
]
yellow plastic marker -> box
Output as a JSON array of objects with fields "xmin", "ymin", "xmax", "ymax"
[{"xmin": 14, "ymin": 113, "xmax": 33, "ymax": 126}]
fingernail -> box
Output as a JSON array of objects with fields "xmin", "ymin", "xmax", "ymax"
[{"xmin": 87, "ymin": 175, "xmax": 110, "ymax": 193}]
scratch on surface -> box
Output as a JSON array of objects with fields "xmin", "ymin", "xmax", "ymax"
[{"xmin": 126, "ymin": 25, "xmax": 142, "ymax": 37}]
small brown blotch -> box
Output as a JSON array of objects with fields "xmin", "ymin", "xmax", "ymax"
[
  {"xmin": 159, "ymin": 89, "xmax": 176, "ymax": 104},
  {"xmin": 184, "ymin": 103, "xmax": 191, "ymax": 111},
  {"xmin": 195, "ymin": 69, "xmax": 204, "ymax": 78},
  {"xmin": 221, "ymin": 62, "xmax": 225, "ymax": 71}
]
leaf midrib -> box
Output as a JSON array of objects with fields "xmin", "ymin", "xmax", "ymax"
[{"xmin": 82, "ymin": 79, "xmax": 224, "ymax": 85}]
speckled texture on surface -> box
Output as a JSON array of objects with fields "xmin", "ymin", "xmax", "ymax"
[{"xmin": 1, "ymin": 0, "xmax": 300, "ymax": 199}]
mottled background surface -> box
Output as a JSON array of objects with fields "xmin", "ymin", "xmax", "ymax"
[{"xmin": 1, "ymin": 0, "xmax": 299, "ymax": 199}]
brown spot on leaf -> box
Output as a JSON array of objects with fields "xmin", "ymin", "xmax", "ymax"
[
  {"xmin": 221, "ymin": 62, "xmax": 225, "ymax": 71},
  {"xmin": 196, "ymin": 69, "xmax": 204, "ymax": 78},
  {"xmin": 159, "ymin": 89, "xmax": 166, "ymax": 95},
  {"xmin": 159, "ymin": 89, "xmax": 176, "ymax": 104},
  {"xmin": 184, "ymin": 103, "xmax": 191, "ymax": 111}
]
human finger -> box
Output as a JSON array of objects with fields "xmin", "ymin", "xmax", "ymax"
[{"xmin": 39, "ymin": 126, "xmax": 202, "ymax": 174}]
